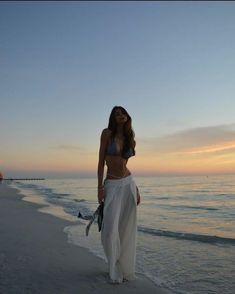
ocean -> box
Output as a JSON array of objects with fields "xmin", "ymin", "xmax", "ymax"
[{"xmin": 11, "ymin": 174, "xmax": 235, "ymax": 294}]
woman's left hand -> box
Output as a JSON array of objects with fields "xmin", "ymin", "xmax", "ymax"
[{"xmin": 136, "ymin": 187, "xmax": 141, "ymax": 206}]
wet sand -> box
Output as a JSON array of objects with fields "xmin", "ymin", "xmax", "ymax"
[{"xmin": 0, "ymin": 183, "xmax": 171, "ymax": 294}]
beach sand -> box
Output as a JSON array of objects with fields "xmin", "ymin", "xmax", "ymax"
[{"xmin": 0, "ymin": 183, "xmax": 171, "ymax": 294}]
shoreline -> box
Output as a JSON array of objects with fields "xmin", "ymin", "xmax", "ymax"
[{"xmin": 0, "ymin": 183, "xmax": 171, "ymax": 294}]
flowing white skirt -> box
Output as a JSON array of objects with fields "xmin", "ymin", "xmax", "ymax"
[{"xmin": 101, "ymin": 175, "xmax": 137, "ymax": 283}]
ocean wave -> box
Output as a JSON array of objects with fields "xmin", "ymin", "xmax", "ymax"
[
  {"xmin": 175, "ymin": 205, "xmax": 219, "ymax": 211},
  {"xmin": 145, "ymin": 196, "xmax": 170, "ymax": 200},
  {"xmin": 74, "ymin": 199, "xmax": 86, "ymax": 202},
  {"xmin": 138, "ymin": 225, "xmax": 235, "ymax": 246},
  {"xmin": 59, "ymin": 193, "xmax": 71, "ymax": 197},
  {"xmin": 14, "ymin": 181, "xmax": 90, "ymax": 217},
  {"xmin": 17, "ymin": 182, "xmax": 73, "ymax": 200},
  {"xmin": 215, "ymin": 194, "xmax": 235, "ymax": 199},
  {"xmin": 151, "ymin": 204, "xmax": 219, "ymax": 211},
  {"xmin": 16, "ymin": 182, "xmax": 40, "ymax": 190}
]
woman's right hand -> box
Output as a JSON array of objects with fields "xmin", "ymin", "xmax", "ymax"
[{"xmin": 98, "ymin": 188, "xmax": 105, "ymax": 204}]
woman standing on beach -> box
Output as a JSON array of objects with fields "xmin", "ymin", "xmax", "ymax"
[{"xmin": 97, "ymin": 106, "xmax": 140, "ymax": 284}]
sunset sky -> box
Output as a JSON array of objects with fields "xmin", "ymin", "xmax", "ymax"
[{"xmin": 1, "ymin": 2, "xmax": 235, "ymax": 178}]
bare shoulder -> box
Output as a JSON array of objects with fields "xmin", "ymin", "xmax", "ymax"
[{"xmin": 101, "ymin": 128, "xmax": 112, "ymax": 138}]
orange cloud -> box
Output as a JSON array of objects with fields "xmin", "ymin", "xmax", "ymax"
[
  {"xmin": 183, "ymin": 141, "xmax": 235, "ymax": 155},
  {"xmin": 135, "ymin": 124, "xmax": 235, "ymax": 174}
]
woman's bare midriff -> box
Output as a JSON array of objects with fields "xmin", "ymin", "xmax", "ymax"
[{"xmin": 105, "ymin": 155, "xmax": 131, "ymax": 179}]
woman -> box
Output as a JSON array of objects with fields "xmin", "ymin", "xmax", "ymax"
[{"xmin": 97, "ymin": 106, "xmax": 140, "ymax": 284}]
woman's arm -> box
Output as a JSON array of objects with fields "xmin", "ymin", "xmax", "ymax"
[
  {"xmin": 136, "ymin": 186, "xmax": 141, "ymax": 206},
  {"xmin": 97, "ymin": 129, "xmax": 109, "ymax": 203}
]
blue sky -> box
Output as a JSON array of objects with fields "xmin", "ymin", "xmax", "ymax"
[{"xmin": 1, "ymin": 2, "xmax": 235, "ymax": 177}]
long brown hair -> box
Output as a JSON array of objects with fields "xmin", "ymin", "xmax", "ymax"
[{"xmin": 108, "ymin": 106, "xmax": 136, "ymax": 157}]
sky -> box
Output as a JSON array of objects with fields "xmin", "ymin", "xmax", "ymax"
[{"xmin": 1, "ymin": 1, "xmax": 235, "ymax": 178}]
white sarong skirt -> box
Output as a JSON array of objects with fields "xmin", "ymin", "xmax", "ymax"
[{"xmin": 101, "ymin": 175, "xmax": 137, "ymax": 283}]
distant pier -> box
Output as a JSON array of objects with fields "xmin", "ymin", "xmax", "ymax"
[{"xmin": 2, "ymin": 178, "xmax": 45, "ymax": 181}]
